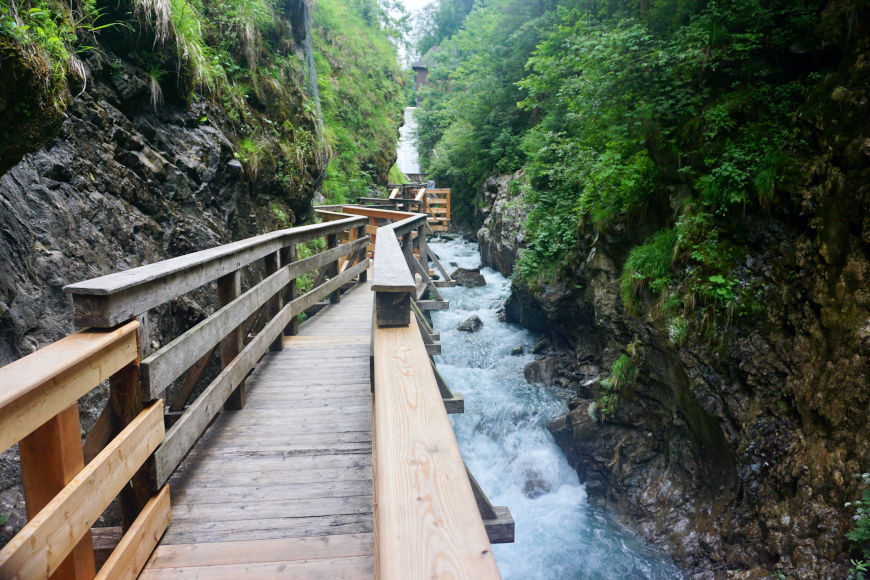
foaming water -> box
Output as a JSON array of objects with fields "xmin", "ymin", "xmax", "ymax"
[{"xmin": 429, "ymin": 237, "xmax": 683, "ymax": 580}]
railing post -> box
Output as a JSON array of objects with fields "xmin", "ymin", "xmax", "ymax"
[
  {"xmin": 108, "ymin": 361, "xmax": 158, "ymax": 529},
  {"xmin": 401, "ymin": 232, "xmax": 414, "ymax": 274},
  {"xmin": 327, "ymin": 233, "xmax": 340, "ymax": 304},
  {"xmin": 19, "ymin": 404, "xmax": 96, "ymax": 580},
  {"xmin": 219, "ymin": 270, "xmax": 245, "ymax": 410},
  {"xmin": 357, "ymin": 224, "xmax": 368, "ymax": 283},
  {"xmin": 417, "ymin": 224, "xmax": 428, "ymax": 267},
  {"xmin": 265, "ymin": 250, "xmax": 282, "ymax": 352},
  {"xmin": 282, "ymin": 244, "xmax": 298, "ymax": 336}
]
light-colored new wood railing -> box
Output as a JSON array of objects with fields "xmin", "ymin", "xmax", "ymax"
[
  {"xmin": 335, "ymin": 205, "xmax": 504, "ymax": 579},
  {"xmin": 0, "ymin": 216, "xmax": 371, "ymax": 578},
  {"xmin": 0, "ymin": 321, "xmax": 168, "ymax": 580}
]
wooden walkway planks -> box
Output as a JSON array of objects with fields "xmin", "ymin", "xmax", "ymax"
[{"xmin": 141, "ymin": 281, "xmax": 375, "ymax": 578}]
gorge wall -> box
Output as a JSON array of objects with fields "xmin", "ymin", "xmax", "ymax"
[
  {"xmin": 477, "ymin": 74, "xmax": 870, "ymax": 575},
  {"xmin": 0, "ymin": 0, "xmax": 402, "ymax": 543}
]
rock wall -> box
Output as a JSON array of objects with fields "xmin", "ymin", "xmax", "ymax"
[
  {"xmin": 477, "ymin": 63, "xmax": 870, "ymax": 575},
  {"xmin": 477, "ymin": 171, "xmax": 527, "ymax": 276},
  {"xmin": 0, "ymin": 11, "xmax": 325, "ymax": 544}
]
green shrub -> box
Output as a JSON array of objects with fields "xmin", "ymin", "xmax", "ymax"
[
  {"xmin": 621, "ymin": 228, "xmax": 677, "ymax": 311},
  {"xmin": 847, "ymin": 473, "xmax": 870, "ymax": 579},
  {"xmin": 597, "ymin": 352, "xmax": 639, "ymax": 420}
]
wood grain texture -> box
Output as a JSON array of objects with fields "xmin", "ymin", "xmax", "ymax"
[
  {"xmin": 95, "ymin": 485, "xmax": 171, "ymax": 580},
  {"xmin": 373, "ymin": 319, "xmax": 500, "ymax": 579},
  {"xmin": 154, "ymin": 260, "xmax": 369, "ymax": 485},
  {"xmin": 141, "ymin": 281, "xmax": 375, "ymax": 577},
  {"xmin": 0, "ymin": 321, "xmax": 139, "ymax": 454},
  {"xmin": 145, "ymin": 534, "xmax": 373, "ymax": 569},
  {"xmin": 19, "ymin": 404, "xmax": 96, "ymax": 580},
  {"xmin": 140, "ymin": 555, "xmax": 374, "ymax": 579},
  {"xmin": 141, "ymin": 238, "xmax": 367, "ymax": 399},
  {"xmin": 0, "ymin": 401, "xmax": 164, "ymax": 579},
  {"xmin": 64, "ymin": 218, "xmax": 365, "ymax": 327}
]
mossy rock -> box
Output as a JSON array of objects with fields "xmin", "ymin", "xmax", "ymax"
[{"xmin": 0, "ymin": 41, "xmax": 68, "ymax": 174}]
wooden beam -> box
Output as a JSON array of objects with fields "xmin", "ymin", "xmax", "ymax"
[
  {"xmin": 281, "ymin": 244, "xmax": 298, "ymax": 337},
  {"xmin": 0, "ymin": 321, "xmax": 139, "ymax": 454},
  {"xmin": 19, "ymin": 404, "xmax": 96, "ymax": 580},
  {"xmin": 326, "ymin": 234, "xmax": 340, "ymax": 304},
  {"xmin": 219, "ymin": 270, "xmax": 245, "ymax": 411},
  {"xmin": 483, "ymin": 506, "xmax": 515, "ymax": 545},
  {"xmin": 154, "ymin": 260, "xmax": 369, "ymax": 485},
  {"xmin": 83, "ymin": 403, "xmax": 114, "ymax": 464},
  {"xmin": 416, "ymin": 299, "xmax": 450, "ymax": 311},
  {"xmin": 373, "ymin": 318, "xmax": 498, "ymax": 579},
  {"xmin": 0, "ymin": 401, "xmax": 164, "ymax": 579},
  {"xmin": 140, "ymin": 238, "xmax": 369, "ymax": 400},
  {"xmin": 64, "ymin": 217, "xmax": 366, "ymax": 328},
  {"xmin": 265, "ymin": 251, "xmax": 282, "ymax": 352},
  {"xmin": 443, "ymin": 395, "xmax": 465, "ymax": 414},
  {"xmin": 108, "ymin": 363, "xmax": 157, "ymax": 530},
  {"xmin": 168, "ymin": 346, "xmax": 216, "ymax": 412},
  {"xmin": 95, "ymin": 485, "xmax": 171, "ymax": 580}
]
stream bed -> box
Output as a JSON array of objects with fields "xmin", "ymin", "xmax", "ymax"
[{"xmin": 429, "ymin": 237, "xmax": 683, "ymax": 580}]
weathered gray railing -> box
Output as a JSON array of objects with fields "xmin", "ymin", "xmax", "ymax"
[
  {"xmin": 314, "ymin": 205, "xmax": 514, "ymax": 578},
  {"xmin": 64, "ymin": 216, "xmax": 369, "ymax": 488}
]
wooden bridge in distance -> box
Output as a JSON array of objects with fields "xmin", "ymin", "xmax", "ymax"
[{"xmin": 0, "ymin": 201, "xmax": 513, "ymax": 579}]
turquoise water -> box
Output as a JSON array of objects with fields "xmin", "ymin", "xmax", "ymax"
[{"xmin": 429, "ymin": 237, "xmax": 684, "ymax": 580}]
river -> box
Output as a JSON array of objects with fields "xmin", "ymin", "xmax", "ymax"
[{"xmin": 428, "ymin": 237, "xmax": 684, "ymax": 580}]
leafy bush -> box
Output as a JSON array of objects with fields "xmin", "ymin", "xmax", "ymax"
[
  {"xmin": 598, "ymin": 351, "xmax": 640, "ymax": 420},
  {"xmin": 847, "ymin": 473, "xmax": 870, "ymax": 579},
  {"xmin": 621, "ymin": 228, "xmax": 677, "ymax": 311}
]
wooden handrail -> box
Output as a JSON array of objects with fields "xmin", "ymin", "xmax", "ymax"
[
  {"xmin": 0, "ymin": 215, "xmax": 373, "ymax": 579},
  {"xmin": 140, "ymin": 237, "xmax": 368, "ymax": 399},
  {"xmin": 348, "ymin": 203, "xmax": 501, "ymax": 578},
  {"xmin": 0, "ymin": 319, "xmax": 170, "ymax": 580},
  {"xmin": 64, "ymin": 216, "xmax": 365, "ymax": 328},
  {"xmin": 0, "ymin": 322, "xmax": 139, "ymax": 454}
]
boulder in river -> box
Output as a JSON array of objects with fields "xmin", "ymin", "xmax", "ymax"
[
  {"xmin": 511, "ymin": 345, "xmax": 524, "ymax": 356},
  {"xmin": 451, "ymin": 267, "xmax": 486, "ymax": 287},
  {"xmin": 524, "ymin": 356, "xmax": 555, "ymax": 385},
  {"xmin": 457, "ymin": 315, "xmax": 483, "ymax": 332}
]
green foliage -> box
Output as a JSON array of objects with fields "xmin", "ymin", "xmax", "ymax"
[
  {"xmin": 621, "ymin": 228, "xmax": 677, "ymax": 311},
  {"xmin": 847, "ymin": 473, "xmax": 870, "ymax": 579},
  {"xmin": 1, "ymin": 0, "xmax": 115, "ymax": 94},
  {"xmin": 0, "ymin": 512, "xmax": 7, "ymax": 526},
  {"xmin": 313, "ymin": 0, "xmax": 404, "ymax": 202},
  {"xmin": 598, "ymin": 350, "xmax": 640, "ymax": 420},
  {"xmin": 388, "ymin": 163, "xmax": 409, "ymax": 184},
  {"xmin": 235, "ymin": 136, "xmax": 264, "ymax": 178},
  {"xmin": 416, "ymin": 0, "xmax": 831, "ymax": 343},
  {"xmin": 295, "ymin": 237, "xmax": 326, "ymax": 294}
]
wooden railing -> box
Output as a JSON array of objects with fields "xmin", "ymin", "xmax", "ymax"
[
  {"xmin": 0, "ymin": 320, "xmax": 167, "ymax": 579},
  {"xmin": 0, "ymin": 216, "xmax": 369, "ymax": 578},
  {"xmin": 317, "ymin": 204, "xmax": 514, "ymax": 578}
]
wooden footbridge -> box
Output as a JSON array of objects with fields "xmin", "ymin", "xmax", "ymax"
[{"xmin": 0, "ymin": 201, "xmax": 513, "ymax": 579}]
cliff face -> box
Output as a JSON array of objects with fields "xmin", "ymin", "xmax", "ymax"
[
  {"xmin": 477, "ymin": 45, "xmax": 870, "ymax": 574},
  {"xmin": 0, "ymin": 0, "xmax": 402, "ymax": 543}
]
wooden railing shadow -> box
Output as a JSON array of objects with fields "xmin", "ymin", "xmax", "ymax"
[{"xmin": 0, "ymin": 215, "xmax": 369, "ymax": 579}]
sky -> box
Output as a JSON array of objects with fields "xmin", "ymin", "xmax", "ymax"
[{"xmin": 396, "ymin": 0, "xmax": 434, "ymax": 14}]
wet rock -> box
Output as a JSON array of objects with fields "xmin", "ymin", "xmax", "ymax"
[
  {"xmin": 531, "ymin": 337, "xmax": 551, "ymax": 354},
  {"xmin": 452, "ymin": 267, "xmax": 486, "ymax": 287},
  {"xmin": 457, "ymin": 315, "xmax": 483, "ymax": 333},
  {"xmin": 510, "ymin": 345, "xmax": 524, "ymax": 356},
  {"xmin": 523, "ymin": 356, "xmax": 555, "ymax": 386},
  {"xmin": 477, "ymin": 171, "xmax": 527, "ymax": 276}
]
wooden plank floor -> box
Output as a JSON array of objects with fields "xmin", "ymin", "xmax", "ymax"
[{"xmin": 140, "ymin": 280, "xmax": 375, "ymax": 579}]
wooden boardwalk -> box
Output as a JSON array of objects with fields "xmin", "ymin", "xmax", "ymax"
[{"xmin": 140, "ymin": 281, "xmax": 375, "ymax": 578}]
